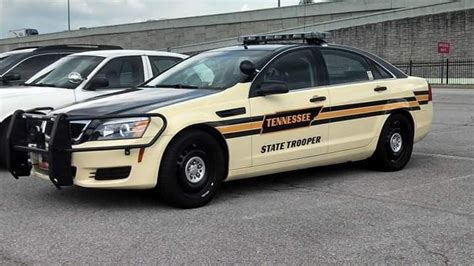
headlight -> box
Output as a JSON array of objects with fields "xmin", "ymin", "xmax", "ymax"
[{"xmin": 90, "ymin": 117, "xmax": 150, "ymax": 141}]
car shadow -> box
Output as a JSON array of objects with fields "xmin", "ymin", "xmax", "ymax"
[{"xmin": 39, "ymin": 161, "xmax": 369, "ymax": 210}]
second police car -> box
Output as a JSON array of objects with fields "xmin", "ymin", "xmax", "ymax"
[{"xmin": 6, "ymin": 33, "xmax": 433, "ymax": 208}]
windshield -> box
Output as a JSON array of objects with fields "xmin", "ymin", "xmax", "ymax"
[
  {"xmin": 144, "ymin": 50, "xmax": 272, "ymax": 90},
  {"xmin": 0, "ymin": 53, "xmax": 27, "ymax": 75},
  {"xmin": 32, "ymin": 55, "xmax": 104, "ymax": 89}
]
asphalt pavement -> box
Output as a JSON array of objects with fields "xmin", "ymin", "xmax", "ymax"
[{"xmin": 0, "ymin": 88, "xmax": 472, "ymax": 264}]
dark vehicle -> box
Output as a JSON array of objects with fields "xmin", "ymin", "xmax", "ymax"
[{"xmin": 0, "ymin": 44, "xmax": 122, "ymax": 86}]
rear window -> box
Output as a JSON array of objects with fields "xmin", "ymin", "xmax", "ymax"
[
  {"xmin": 6, "ymin": 54, "xmax": 65, "ymax": 81},
  {"xmin": 321, "ymin": 49, "xmax": 371, "ymax": 85},
  {"xmin": 149, "ymin": 56, "xmax": 182, "ymax": 76},
  {"xmin": 0, "ymin": 53, "xmax": 28, "ymax": 75}
]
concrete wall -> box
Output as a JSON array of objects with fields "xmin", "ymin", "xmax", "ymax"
[
  {"xmin": 0, "ymin": 0, "xmax": 452, "ymax": 52},
  {"xmin": 329, "ymin": 9, "xmax": 474, "ymax": 62},
  {"xmin": 0, "ymin": 0, "xmax": 471, "ymax": 63}
]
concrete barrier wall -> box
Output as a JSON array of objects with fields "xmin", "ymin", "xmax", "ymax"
[
  {"xmin": 0, "ymin": 10, "xmax": 376, "ymax": 52},
  {"xmin": 0, "ymin": 0, "xmax": 470, "ymax": 63},
  {"xmin": 329, "ymin": 9, "xmax": 474, "ymax": 62},
  {"xmin": 0, "ymin": 0, "xmax": 452, "ymax": 52}
]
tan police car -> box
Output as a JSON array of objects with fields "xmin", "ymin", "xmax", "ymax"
[{"xmin": 6, "ymin": 33, "xmax": 433, "ymax": 208}]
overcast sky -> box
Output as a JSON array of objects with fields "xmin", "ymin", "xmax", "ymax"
[{"xmin": 0, "ymin": 0, "xmax": 308, "ymax": 39}]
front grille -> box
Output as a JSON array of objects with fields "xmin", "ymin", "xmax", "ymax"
[
  {"xmin": 90, "ymin": 167, "xmax": 132, "ymax": 180},
  {"xmin": 42, "ymin": 120, "xmax": 90, "ymax": 142},
  {"xmin": 70, "ymin": 121, "xmax": 90, "ymax": 140}
]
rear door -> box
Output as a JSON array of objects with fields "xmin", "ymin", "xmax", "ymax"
[
  {"xmin": 319, "ymin": 48, "xmax": 396, "ymax": 153},
  {"xmin": 249, "ymin": 48, "xmax": 330, "ymax": 166}
]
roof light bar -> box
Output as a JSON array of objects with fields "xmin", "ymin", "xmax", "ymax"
[{"xmin": 238, "ymin": 32, "xmax": 328, "ymax": 45}]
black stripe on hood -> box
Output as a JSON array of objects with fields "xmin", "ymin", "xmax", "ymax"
[{"xmin": 55, "ymin": 88, "xmax": 219, "ymax": 116}]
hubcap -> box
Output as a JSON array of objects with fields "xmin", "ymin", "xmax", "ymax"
[
  {"xmin": 184, "ymin": 156, "xmax": 206, "ymax": 184},
  {"xmin": 390, "ymin": 132, "xmax": 403, "ymax": 153}
]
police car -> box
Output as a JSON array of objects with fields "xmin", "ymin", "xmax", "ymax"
[{"xmin": 6, "ymin": 33, "xmax": 433, "ymax": 208}]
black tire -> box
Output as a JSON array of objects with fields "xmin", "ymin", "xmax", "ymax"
[
  {"xmin": 158, "ymin": 130, "xmax": 226, "ymax": 208},
  {"xmin": 0, "ymin": 119, "xmax": 9, "ymax": 168},
  {"xmin": 369, "ymin": 113, "xmax": 414, "ymax": 171}
]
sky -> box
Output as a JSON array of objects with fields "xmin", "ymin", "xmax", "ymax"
[{"xmin": 0, "ymin": 0, "xmax": 309, "ymax": 39}]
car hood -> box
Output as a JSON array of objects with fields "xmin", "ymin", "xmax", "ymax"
[
  {"xmin": 55, "ymin": 87, "xmax": 219, "ymax": 116},
  {"xmin": 0, "ymin": 86, "xmax": 63, "ymax": 99}
]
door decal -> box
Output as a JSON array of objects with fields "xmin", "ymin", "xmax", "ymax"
[
  {"xmin": 261, "ymin": 107, "xmax": 322, "ymax": 134},
  {"xmin": 210, "ymin": 96, "xmax": 422, "ymax": 139}
]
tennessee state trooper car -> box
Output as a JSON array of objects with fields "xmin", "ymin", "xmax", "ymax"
[{"xmin": 6, "ymin": 33, "xmax": 433, "ymax": 208}]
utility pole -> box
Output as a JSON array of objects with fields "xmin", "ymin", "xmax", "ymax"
[
  {"xmin": 278, "ymin": 0, "xmax": 280, "ymax": 7},
  {"xmin": 67, "ymin": 0, "xmax": 71, "ymax": 31}
]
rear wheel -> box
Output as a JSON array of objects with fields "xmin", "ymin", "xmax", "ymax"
[
  {"xmin": 158, "ymin": 131, "xmax": 225, "ymax": 208},
  {"xmin": 369, "ymin": 114, "xmax": 414, "ymax": 171}
]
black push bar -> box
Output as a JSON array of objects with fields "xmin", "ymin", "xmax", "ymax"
[{"xmin": 6, "ymin": 110, "xmax": 167, "ymax": 189}]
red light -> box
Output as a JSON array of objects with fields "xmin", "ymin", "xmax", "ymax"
[{"xmin": 428, "ymin": 83, "xmax": 433, "ymax": 102}]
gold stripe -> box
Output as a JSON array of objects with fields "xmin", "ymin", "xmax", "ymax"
[
  {"xmin": 217, "ymin": 121, "xmax": 262, "ymax": 134},
  {"xmin": 217, "ymin": 100, "xmax": 420, "ymax": 135},
  {"xmin": 416, "ymin": 95, "xmax": 429, "ymax": 102},
  {"xmin": 316, "ymin": 101, "xmax": 419, "ymax": 120}
]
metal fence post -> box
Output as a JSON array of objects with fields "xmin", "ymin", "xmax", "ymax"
[
  {"xmin": 446, "ymin": 59, "xmax": 449, "ymax": 85},
  {"xmin": 440, "ymin": 58, "xmax": 444, "ymax": 84},
  {"xmin": 409, "ymin": 60, "xmax": 413, "ymax": 76}
]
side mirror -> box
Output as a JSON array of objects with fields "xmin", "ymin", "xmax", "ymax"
[
  {"xmin": 240, "ymin": 60, "xmax": 257, "ymax": 76},
  {"xmin": 88, "ymin": 77, "xmax": 109, "ymax": 90},
  {"xmin": 2, "ymin": 72, "xmax": 21, "ymax": 82},
  {"xmin": 256, "ymin": 80, "xmax": 289, "ymax": 96}
]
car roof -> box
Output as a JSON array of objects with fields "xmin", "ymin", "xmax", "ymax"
[
  {"xmin": 210, "ymin": 44, "xmax": 297, "ymax": 53},
  {"xmin": 72, "ymin": 49, "xmax": 188, "ymax": 58},
  {"xmin": 0, "ymin": 48, "xmax": 37, "ymax": 58}
]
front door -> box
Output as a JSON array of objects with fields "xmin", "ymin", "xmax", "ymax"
[
  {"xmin": 75, "ymin": 56, "xmax": 145, "ymax": 101},
  {"xmin": 249, "ymin": 48, "xmax": 330, "ymax": 166}
]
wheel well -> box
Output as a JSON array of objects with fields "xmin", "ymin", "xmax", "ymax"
[
  {"xmin": 0, "ymin": 116, "xmax": 12, "ymax": 135},
  {"xmin": 1, "ymin": 116, "xmax": 11, "ymax": 126},
  {"xmin": 169, "ymin": 124, "xmax": 230, "ymax": 178},
  {"xmin": 389, "ymin": 109, "xmax": 415, "ymax": 137}
]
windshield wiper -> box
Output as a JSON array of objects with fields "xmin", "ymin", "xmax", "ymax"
[
  {"xmin": 154, "ymin": 84, "xmax": 199, "ymax": 89},
  {"xmin": 25, "ymin": 83, "xmax": 57, "ymax": 87}
]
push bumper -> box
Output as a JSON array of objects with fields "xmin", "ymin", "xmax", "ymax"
[{"xmin": 6, "ymin": 109, "xmax": 167, "ymax": 189}]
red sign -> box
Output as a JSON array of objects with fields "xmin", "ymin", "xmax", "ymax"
[{"xmin": 438, "ymin": 42, "xmax": 450, "ymax": 54}]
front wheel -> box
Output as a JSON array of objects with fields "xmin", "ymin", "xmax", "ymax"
[
  {"xmin": 369, "ymin": 114, "xmax": 414, "ymax": 171},
  {"xmin": 158, "ymin": 131, "xmax": 226, "ymax": 208}
]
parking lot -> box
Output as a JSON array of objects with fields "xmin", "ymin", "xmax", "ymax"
[{"xmin": 0, "ymin": 88, "xmax": 472, "ymax": 264}]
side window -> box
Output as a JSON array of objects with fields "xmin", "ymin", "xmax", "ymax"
[
  {"xmin": 371, "ymin": 62, "xmax": 393, "ymax": 80},
  {"xmin": 258, "ymin": 49, "xmax": 316, "ymax": 91},
  {"xmin": 149, "ymin": 56, "xmax": 181, "ymax": 76},
  {"xmin": 321, "ymin": 49, "xmax": 372, "ymax": 85},
  {"xmin": 7, "ymin": 54, "xmax": 65, "ymax": 81},
  {"xmin": 95, "ymin": 56, "xmax": 144, "ymax": 88}
]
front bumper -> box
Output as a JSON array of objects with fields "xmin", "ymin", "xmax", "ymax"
[{"xmin": 6, "ymin": 110, "xmax": 167, "ymax": 189}]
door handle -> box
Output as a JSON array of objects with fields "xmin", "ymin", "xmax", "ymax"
[
  {"xmin": 310, "ymin": 96, "xmax": 327, "ymax": 103},
  {"xmin": 374, "ymin": 86, "xmax": 388, "ymax": 92}
]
